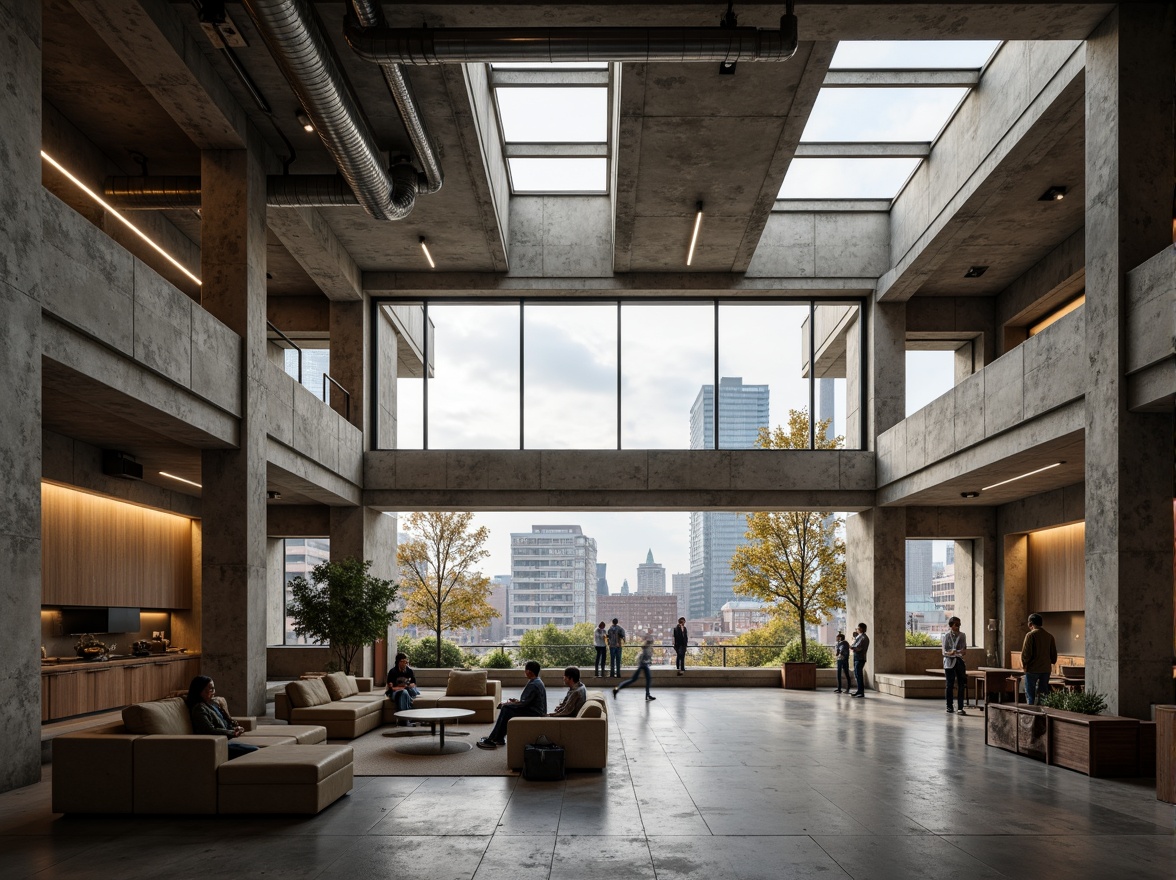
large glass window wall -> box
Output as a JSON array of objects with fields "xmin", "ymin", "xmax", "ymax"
[{"xmin": 373, "ymin": 298, "xmax": 864, "ymax": 451}]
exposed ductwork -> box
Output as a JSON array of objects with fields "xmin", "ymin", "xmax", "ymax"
[
  {"xmin": 344, "ymin": 14, "xmax": 799, "ymax": 66},
  {"xmin": 102, "ymin": 175, "xmax": 379, "ymax": 209},
  {"xmin": 238, "ymin": 0, "xmax": 416, "ymax": 220},
  {"xmin": 349, "ymin": 1, "xmax": 443, "ymax": 194}
]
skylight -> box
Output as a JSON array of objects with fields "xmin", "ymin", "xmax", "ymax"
[
  {"xmin": 496, "ymin": 88, "xmax": 608, "ymax": 142},
  {"xmin": 831, "ymin": 41, "xmax": 1001, "ymax": 69},
  {"xmin": 509, "ymin": 158, "xmax": 607, "ymax": 193},
  {"xmin": 779, "ymin": 159, "xmax": 921, "ymax": 199},
  {"xmin": 801, "ymin": 88, "xmax": 970, "ymax": 142}
]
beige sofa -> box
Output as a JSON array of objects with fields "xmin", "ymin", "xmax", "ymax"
[
  {"xmin": 52, "ymin": 696, "xmax": 351, "ymax": 815},
  {"xmin": 276, "ymin": 670, "xmax": 503, "ymax": 731},
  {"xmin": 506, "ymin": 689, "xmax": 608, "ymax": 771}
]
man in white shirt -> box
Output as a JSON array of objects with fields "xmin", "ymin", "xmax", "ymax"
[{"xmin": 941, "ymin": 616, "xmax": 969, "ymax": 715}]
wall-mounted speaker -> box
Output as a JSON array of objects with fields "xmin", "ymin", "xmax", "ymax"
[{"xmin": 102, "ymin": 450, "xmax": 144, "ymax": 480}]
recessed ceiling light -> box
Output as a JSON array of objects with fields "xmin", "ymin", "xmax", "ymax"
[
  {"xmin": 960, "ymin": 491, "xmax": 980, "ymax": 499},
  {"xmin": 296, "ymin": 109, "xmax": 314, "ymax": 132},
  {"xmin": 1038, "ymin": 185, "xmax": 1067, "ymax": 202},
  {"xmin": 964, "ymin": 265, "xmax": 988, "ymax": 278}
]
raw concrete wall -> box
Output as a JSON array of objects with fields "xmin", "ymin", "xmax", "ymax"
[
  {"xmin": 265, "ymin": 362, "xmax": 363, "ymax": 490},
  {"xmin": 508, "ymin": 196, "xmax": 613, "ymax": 277},
  {"xmin": 746, "ymin": 210, "xmax": 888, "ymax": 278},
  {"xmin": 1125, "ymin": 244, "xmax": 1176, "ymax": 375}
]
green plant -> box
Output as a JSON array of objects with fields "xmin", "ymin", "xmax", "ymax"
[
  {"xmin": 778, "ymin": 638, "xmax": 834, "ymax": 668},
  {"xmin": 397, "ymin": 635, "xmax": 469, "ymax": 668},
  {"xmin": 518, "ymin": 622, "xmax": 596, "ymax": 669},
  {"xmin": 905, "ymin": 631, "xmax": 942, "ymax": 647},
  {"xmin": 1039, "ymin": 689, "xmax": 1107, "ymax": 715},
  {"xmin": 286, "ymin": 557, "xmax": 399, "ymax": 675},
  {"xmin": 480, "ymin": 648, "xmax": 515, "ymax": 669}
]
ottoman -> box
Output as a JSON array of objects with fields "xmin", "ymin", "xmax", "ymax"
[
  {"xmin": 244, "ymin": 724, "xmax": 328, "ymax": 744},
  {"xmin": 217, "ymin": 744, "xmax": 353, "ymax": 814}
]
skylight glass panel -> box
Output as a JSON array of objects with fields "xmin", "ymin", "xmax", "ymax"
[
  {"xmin": 491, "ymin": 61, "xmax": 609, "ymax": 69},
  {"xmin": 801, "ymin": 88, "xmax": 968, "ymax": 142},
  {"xmin": 831, "ymin": 41, "xmax": 1001, "ymax": 69},
  {"xmin": 509, "ymin": 158, "xmax": 607, "ymax": 193},
  {"xmin": 778, "ymin": 158, "xmax": 920, "ymax": 199},
  {"xmin": 496, "ymin": 88, "xmax": 607, "ymax": 142}
]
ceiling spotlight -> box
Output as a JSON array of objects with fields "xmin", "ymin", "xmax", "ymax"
[
  {"xmin": 419, "ymin": 236, "xmax": 435, "ymax": 269},
  {"xmin": 1039, "ymin": 185, "xmax": 1067, "ymax": 202},
  {"xmin": 686, "ymin": 201, "xmax": 704, "ymax": 267},
  {"xmin": 295, "ymin": 109, "xmax": 314, "ymax": 132},
  {"xmin": 964, "ymin": 265, "xmax": 988, "ymax": 278},
  {"xmin": 960, "ymin": 491, "xmax": 980, "ymax": 499},
  {"xmin": 267, "ymin": 490, "xmax": 282, "ymax": 500}
]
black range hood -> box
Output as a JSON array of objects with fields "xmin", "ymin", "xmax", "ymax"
[{"xmin": 60, "ymin": 607, "xmax": 141, "ymax": 634}]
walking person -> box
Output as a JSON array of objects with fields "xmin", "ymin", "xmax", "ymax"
[
  {"xmin": 593, "ymin": 621, "xmax": 608, "ymax": 677},
  {"xmin": 942, "ymin": 616, "xmax": 968, "ymax": 715},
  {"xmin": 613, "ymin": 634, "xmax": 656, "ymax": 701},
  {"xmin": 606, "ymin": 618, "xmax": 626, "ymax": 677},
  {"xmin": 850, "ymin": 623, "xmax": 870, "ymax": 697},
  {"xmin": 673, "ymin": 617, "xmax": 689, "ymax": 675},
  {"xmin": 834, "ymin": 632, "xmax": 851, "ymax": 693},
  {"xmin": 1020, "ymin": 613, "xmax": 1057, "ymax": 705}
]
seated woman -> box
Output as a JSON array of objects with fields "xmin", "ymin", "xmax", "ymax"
[
  {"xmin": 184, "ymin": 675, "xmax": 259, "ymax": 760},
  {"xmin": 385, "ymin": 652, "xmax": 420, "ymax": 725}
]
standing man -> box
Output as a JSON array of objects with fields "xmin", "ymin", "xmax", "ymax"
[
  {"xmin": 1020, "ymin": 613, "xmax": 1057, "ymax": 705},
  {"xmin": 673, "ymin": 617, "xmax": 689, "ymax": 675},
  {"xmin": 477, "ymin": 660, "xmax": 547, "ymax": 749},
  {"xmin": 850, "ymin": 623, "xmax": 870, "ymax": 697},
  {"xmin": 833, "ymin": 632, "xmax": 851, "ymax": 693},
  {"xmin": 606, "ymin": 618, "xmax": 626, "ymax": 678},
  {"xmin": 942, "ymin": 616, "xmax": 968, "ymax": 715},
  {"xmin": 593, "ymin": 621, "xmax": 608, "ymax": 678},
  {"xmin": 549, "ymin": 666, "xmax": 588, "ymax": 717}
]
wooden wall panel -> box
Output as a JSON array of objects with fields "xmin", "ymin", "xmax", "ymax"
[
  {"xmin": 42, "ymin": 483, "xmax": 194, "ymax": 608},
  {"xmin": 1027, "ymin": 522, "xmax": 1085, "ymax": 612}
]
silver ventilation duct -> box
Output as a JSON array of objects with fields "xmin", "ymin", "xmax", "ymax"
[
  {"xmin": 350, "ymin": 0, "xmax": 443, "ymax": 194},
  {"xmin": 239, "ymin": 0, "xmax": 415, "ymax": 220},
  {"xmin": 103, "ymin": 175, "xmax": 368, "ymax": 209},
  {"xmin": 344, "ymin": 17, "xmax": 799, "ymax": 65}
]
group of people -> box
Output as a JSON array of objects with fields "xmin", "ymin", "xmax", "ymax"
[
  {"xmin": 833, "ymin": 623, "xmax": 870, "ymax": 697},
  {"xmin": 592, "ymin": 617, "xmax": 691, "ymax": 679}
]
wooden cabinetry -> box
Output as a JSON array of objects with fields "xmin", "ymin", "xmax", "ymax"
[{"xmin": 42, "ymin": 655, "xmax": 201, "ymax": 721}]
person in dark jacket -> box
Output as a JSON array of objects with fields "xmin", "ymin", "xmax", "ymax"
[
  {"xmin": 673, "ymin": 617, "xmax": 689, "ymax": 675},
  {"xmin": 834, "ymin": 632, "xmax": 851, "ymax": 693},
  {"xmin": 477, "ymin": 660, "xmax": 547, "ymax": 748},
  {"xmin": 386, "ymin": 652, "xmax": 420, "ymax": 722},
  {"xmin": 850, "ymin": 623, "xmax": 870, "ymax": 697},
  {"xmin": 185, "ymin": 675, "xmax": 258, "ymax": 760}
]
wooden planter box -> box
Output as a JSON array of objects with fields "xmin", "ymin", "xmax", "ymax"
[
  {"xmin": 781, "ymin": 662, "xmax": 817, "ymax": 690},
  {"xmin": 985, "ymin": 702, "xmax": 1151, "ymax": 778}
]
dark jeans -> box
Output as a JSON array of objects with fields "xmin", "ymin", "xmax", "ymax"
[
  {"xmin": 594, "ymin": 645, "xmax": 607, "ymax": 676},
  {"xmin": 945, "ymin": 662, "xmax": 967, "ymax": 709},
  {"xmin": 228, "ymin": 741, "xmax": 259, "ymax": 760},
  {"xmin": 617, "ymin": 661, "xmax": 651, "ymax": 696},
  {"xmin": 836, "ymin": 659, "xmax": 851, "ymax": 690},
  {"xmin": 609, "ymin": 646, "xmax": 622, "ymax": 676},
  {"xmin": 1024, "ymin": 671, "xmax": 1051, "ymax": 705},
  {"xmin": 674, "ymin": 646, "xmax": 686, "ymax": 671},
  {"xmin": 388, "ymin": 686, "xmax": 420, "ymax": 713},
  {"xmin": 488, "ymin": 702, "xmax": 541, "ymax": 743},
  {"xmin": 853, "ymin": 658, "xmax": 866, "ymax": 694}
]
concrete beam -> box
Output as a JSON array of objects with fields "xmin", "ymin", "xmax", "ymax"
[
  {"xmin": 505, "ymin": 143, "xmax": 608, "ymax": 158},
  {"xmin": 795, "ymin": 142, "xmax": 930, "ymax": 159},
  {"xmin": 68, "ymin": 0, "xmax": 248, "ymax": 149},
  {"xmin": 823, "ymin": 69, "xmax": 980, "ymax": 88},
  {"xmin": 266, "ymin": 208, "xmax": 363, "ymax": 302},
  {"xmin": 490, "ymin": 70, "xmax": 609, "ymax": 87}
]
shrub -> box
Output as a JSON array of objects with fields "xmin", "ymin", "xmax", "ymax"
[
  {"xmin": 778, "ymin": 638, "xmax": 834, "ymax": 668},
  {"xmin": 1039, "ymin": 689, "xmax": 1107, "ymax": 715},
  {"xmin": 905, "ymin": 631, "xmax": 942, "ymax": 647},
  {"xmin": 518, "ymin": 622, "xmax": 596, "ymax": 669},
  {"xmin": 480, "ymin": 649, "xmax": 515, "ymax": 669},
  {"xmin": 397, "ymin": 635, "xmax": 469, "ymax": 668}
]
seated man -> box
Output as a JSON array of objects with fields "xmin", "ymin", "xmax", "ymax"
[
  {"xmin": 386, "ymin": 652, "xmax": 420, "ymax": 725},
  {"xmin": 477, "ymin": 660, "xmax": 546, "ymax": 749},
  {"xmin": 549, "ymin": 666, "xmax": 587, "ymax": 717}
]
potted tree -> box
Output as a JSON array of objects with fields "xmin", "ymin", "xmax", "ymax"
[
  {"xmin": 730, "ymin": 413, "xmax": 847, "ymax": 690},
  {"xmin": 286, "ymin": 557, "xmax": 399, "ymax": 675}
]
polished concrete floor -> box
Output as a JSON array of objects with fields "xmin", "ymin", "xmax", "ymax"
[{"xmin": 3, "ymin": 687, "xmax": 1173, "ymax": 879}]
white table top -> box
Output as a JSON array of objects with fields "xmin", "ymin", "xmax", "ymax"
[{"xmin": 393, "ymin": 708, "xmax": 475, "ymax": 721}]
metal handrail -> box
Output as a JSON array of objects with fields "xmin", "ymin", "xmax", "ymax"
[
  {"xmin": 266, "ymin": 320, "xmax": 302, "ymax": 383},
  {"xmin": 429, "ymin": 642, "xmax": 829, "ymax": 668},
  {"xmin": 323, "ymin": 373, "xmax": 351, "ymax": 421}
]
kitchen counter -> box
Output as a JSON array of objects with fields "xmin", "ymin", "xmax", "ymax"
[
  {"xmin": 41, "ymin": 651, "xmax": 197, "ymax": 675},
  {"xmin": 41, "ymin": 653, "xmax": 202, "ymax": 722}
]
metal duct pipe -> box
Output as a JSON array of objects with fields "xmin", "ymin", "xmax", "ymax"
[
  {"xmin": 103, "ymin": 175, "xmax": 370, "ymax": 209},
  {"xmin": 350, "ymin": 0, "xmax": 443, "ymax": 194},
  {"xmin": 344, "ymin": 17, "xmax": 799, "ymax": 65},
  {"xmin": 240, "ymin": 0, "xmax": 415, "ymax": 220}
]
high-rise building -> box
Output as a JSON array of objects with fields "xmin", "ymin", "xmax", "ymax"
[
  {"xmin": 596, "ymin": 562, "xmax": 609, "ymax": 597},
  {"xmin": 636, "ymin": 549, "xmax": 666, "ymax": 595},
  {"xmin": 689, "ymin": 377, "xmax": 769, "ymax": 618},
  {"xmin": 507, "ymin": 525, "xmax": 597, "ymax": 639},
  {"xmin": 620, "ymin": 578, "xmax": 630, "ymax": 595},
  {"xmin": 905, "ymin": 540, "xmax": 936, "ymax": 632},
  {"xmin": 671, "ymin": 572, "xmax": 690, "ymax": 619}
]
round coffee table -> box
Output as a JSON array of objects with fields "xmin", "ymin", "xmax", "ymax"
[{"xmin": 392, "ymin": 708, "xmax": 476, "ymax": 754}]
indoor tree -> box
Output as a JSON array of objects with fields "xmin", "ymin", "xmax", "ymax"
[
  {"xmin": 397, "ymin": 511, "xmax": 499, "ymax": 667},
  {"xmin": 285, "ymin": 557, "xmax": 399, "ymax": 675},
  {"xmin": 730, "ymin": 411, "xmax": 846, "ymax": 662}
]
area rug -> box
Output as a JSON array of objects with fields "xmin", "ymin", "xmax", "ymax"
[{"xmin": 340, "ymin": 722, "xmax": 518, "ymax": 777}]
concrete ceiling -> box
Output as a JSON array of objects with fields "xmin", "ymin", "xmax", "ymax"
[{"xmin": 38, "ymin": 1, "xmax": 1110, "ymax": 508}]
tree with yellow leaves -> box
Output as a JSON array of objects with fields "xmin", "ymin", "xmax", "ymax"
[
  {"xmin": 397, "ymin": 512, "xmax": 499, "ymax": 668},
  {"xmin": 729, "ymin": 410, "xmax": 846, "ymax": 662}
]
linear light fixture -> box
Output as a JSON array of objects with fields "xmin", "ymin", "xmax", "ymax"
[
  {"xmin": 686, "ymin": 201, "xmax": 703, "ymax": 266},
  {"xmin": 160, "ymin": 471, "xmax": 203, "ymax": 489},
  {"xmin": 419, "ymin": 236, "xmax": 435, "ymax": 269},
  {"xmin": 41, "ymin": 150, "xmax": 202, "ymax": 287},
  {"xmin": 981, "ymin": 461, "xmax": 1064, "ymax": 492}
]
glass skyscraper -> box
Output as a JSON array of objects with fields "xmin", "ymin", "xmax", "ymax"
[{"xmin": 688, "ymin": 378, "xmax": 769, "ymax": 618}]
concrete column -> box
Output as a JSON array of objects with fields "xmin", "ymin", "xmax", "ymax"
[
  {"xmin": 866, "ymin": 300, "xmax": 906, "ymax": 444},
  {"xmin": 846, "ymin": 508, "xmax": 906, "ymax": 677},
  {"xmin": 329, "ymin": 300, "xmax": 366, "ymax": 433},
  {"xmin": 953, "ymin": 540, "xmax": 976, "ymax": 642},
  {"xmin": 329, "ymin": 507, "xmax": 397, "ymax": 676},
  {"xmin": 1000, "ymin": 534, "xmax": 1028, "ymax": 669},
  {"xmin": 1083, "ymin": 5, "xmax": 1176, "ymax": 718},
  {"xmin": 376, "ymin": 306, "xmax": 397, "ymax": 449},
  {"xmin": 200, "ymin": 145, "xmax": 268, "ymax": 716},
  {"xmin": 0, "ymin": 0, "xmax": 43, "ymax": 794}
]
